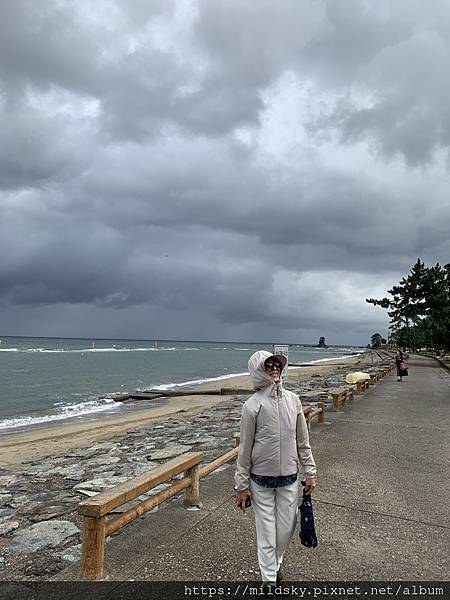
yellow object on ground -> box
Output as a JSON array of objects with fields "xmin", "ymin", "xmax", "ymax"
[{"xmin": 345, "ymin": 371, "xmax": 371, "ymax": 384}]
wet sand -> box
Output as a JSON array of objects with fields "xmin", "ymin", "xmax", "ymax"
[{"xmin": 0, "ymin": 355, "xmax": 363, "ymax": 467}]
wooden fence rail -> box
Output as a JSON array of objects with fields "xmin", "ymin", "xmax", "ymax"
[
  {"xmin": 331, "ymin": 389, "xmax": 353, "ymax": 411},
  {"xmin": 79, "ymin": 363, "xmax": 395, "ymax": 580},
  {"xmin": 78, "ymin": 405, "xmax": 326, "ymax": 580},
  {"xmin": 79, "ymin": 452, "xmax": 203, "ymax": 580}
]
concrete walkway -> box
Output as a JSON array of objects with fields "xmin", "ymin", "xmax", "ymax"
[{"xmin": 56, "ymin": 355, "xmax": 450, "ymax": 588}]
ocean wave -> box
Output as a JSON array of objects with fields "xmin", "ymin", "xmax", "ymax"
[
  {"xmin": 0, "ymin": 397, "xmax": 121, "ymax": 432},
  {"xmin": 141, "ymin": 371, "xmax": 250, "ymax": 392},
  {"xmin": 290, "ymin": 353, "xmax": 363, "ymax": 366},
  {"xmin": 141, "ymin": 352, "xmax": 361, "ymax": 390},
  {"xmin": 0, "ymin": 346, "xmax": 200, "ymax": 354}
]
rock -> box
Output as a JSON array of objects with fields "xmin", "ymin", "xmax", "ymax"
[
  {"xmin": 0, "ymin": 521, "xmax": 20, "ymax": 535},
  {"xmin": 197, "ymin": 439, "xmax": 227, "ymax": 450},
  {"xmin": 55, "ymin": 543, "xmax": 82, "ymax": 563},
  {"xmin": 0, "ymin": 493, "xmax": 13, "ymax": 506},
  {"xmin": 85, "ymin": 455, "xmax": 121, "ymax": 467},
  {"xmin": 148, "ymin": 444, "xmax": 192, "ymax": 460},
  {"xmin": 20, "ymin": 463, "xmax": 54, "ymax": 476},
  {"xmin": 9, "ymin": 494, "xmax": 31, "ymax": 508},
  {"xmin": 24, "ymin": 555, "xmax": 65, "ymax": 576},
  {"xmin": 75, "ymin": 489, "xmax": 99, "ymax": 497},
  {"xmin": 73, "ymin": 476, "xmax": 129, "ymax": 493},
  {"xmin": 42, "ymin": 466, "xmax": 86, "ymax": 478},
  {"xmin": 63, "ymin": 447, "xmax": 98, "ymax": 458},
  {"xmin": 8, "ymin": 520, "xmax": 80, "ymax": 555},
  {"xmin": 179, "ymin": 436, "xmax": 216, "ymax": 445},
  {"xmin": 0, "ymin": 508, "xmax": 16, "ymax": 522},
  {"xmin": 0, "ymin": 557, "xmax": 5, "ymax": 570},
  {"xmin": 29, "ymin": 504, "xmax": 73, "ymax": 522},
  {"xmin": 0, "ymin": 475, "xmax": 17, "ymax": 486},
  {"xmin": 121, "ymin": 462, "xmax": 158, "ymax": 476}
]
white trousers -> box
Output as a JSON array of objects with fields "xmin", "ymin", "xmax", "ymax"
[{"xmin": 249, "ymin": 478, "xmax": 298, "ymax": 583}]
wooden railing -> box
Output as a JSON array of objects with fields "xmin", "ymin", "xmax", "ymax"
[
  {"xmin": 78, "ymin": 404, "xmax": 326, "ymax": 580},
  {"xmin": 303, "ymin": 402, "xmax": 325, "ymax": 430},
  {"xmin": 79, "ymin": 365, "xmax": 395, "ymax": 580},
  {"xmin": 331, "ymin": 388, "xmax": 353, "ymax": 411},
  {"xmin": 79, "ymin": 440, "xmax": 243, "ymax": 580},
  {"xmin": 79, "ymin": 452, "xmax": 204, "ymax": 580},
  {"xmin": 331, "ymin": 363, "xmax": 395, "ymax": 409}
]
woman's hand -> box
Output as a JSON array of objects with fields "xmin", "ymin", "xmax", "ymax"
[
  {"xmin": 304, "ymin": 477, "xmax": 317, "ymax": 494},
  {"xmin": 235, "ymin": 489, "xmax": 252, "ymax": 511}
]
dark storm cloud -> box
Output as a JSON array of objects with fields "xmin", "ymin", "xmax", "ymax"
[{"xmin": 0, "ymin": 0, "xmax": 449, "ymax": 343}]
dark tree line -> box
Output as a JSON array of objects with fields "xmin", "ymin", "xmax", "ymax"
[{"xmin": 366, "ymin": 259, "xmax": 450, "ymax": 352}]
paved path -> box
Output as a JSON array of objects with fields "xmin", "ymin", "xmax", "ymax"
[{"xmin": 56, "ymin": 356, "xmax": 450, "ymax": 590}]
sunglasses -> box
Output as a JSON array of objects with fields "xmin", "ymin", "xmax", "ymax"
[{"xmin": 265, "ymin": 361, "xmax": 282, "ymax": 371}]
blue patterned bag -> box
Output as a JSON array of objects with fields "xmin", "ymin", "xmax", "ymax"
[{"xmin": 299, "ymin": 492, "xmax": 318, "ymax": 548}]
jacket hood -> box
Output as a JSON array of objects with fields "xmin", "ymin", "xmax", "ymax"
[{"xmin": 248, "ymin": 350, "xmax": 286, "ymax": 390}]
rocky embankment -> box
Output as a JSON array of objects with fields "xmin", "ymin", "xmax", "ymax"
[{"xmin": 0, "ymin": 351, "xmax": 392, "ymax": 580}]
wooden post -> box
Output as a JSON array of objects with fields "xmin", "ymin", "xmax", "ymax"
[
  {"xmin": 184, "ymin": 464, "xmax": 202, "ymax": 508},
  {"xmin": 234, "ymin": 433, "xmax": 240, "ymax": 447},
  {"xmin": 80, "ymin": 515, "xmax": 106, "ymax": 580},
  {"xmin": 318, "ymin": 402, "xmax": 325, "ymax": 423},
  {"xmin": 332, "ymin": 393, "xmax": 339, "ymax": 411}
]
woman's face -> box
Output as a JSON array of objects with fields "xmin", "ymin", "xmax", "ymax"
[{"xmin": 264, "ymin": 359, "xmax": 282, "ymax": 382}]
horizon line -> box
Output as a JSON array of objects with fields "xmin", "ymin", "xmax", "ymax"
[{"xmin": 0, "ymin": 334, "xmax": 367, "ymax": 348}]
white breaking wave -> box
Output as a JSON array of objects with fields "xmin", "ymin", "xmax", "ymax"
[
  {"xmin": 143, "ymin": 352, "xmax": 362, "ymax": 391},
  {"xmin": 0, "ymin": 346, "xmax": 200, "ymax": 353},
  {"xmin": 290, "ymin": 353, "xmax": 363, "ymax": 366},
  {"xmin": 142, "ymin": 371, "xmax": 250, "ymax": 392},
  {"xmin": 0, "ymin": 397, "xmax": 122, "ymax": 432}
]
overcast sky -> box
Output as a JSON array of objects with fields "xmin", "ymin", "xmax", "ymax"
[{"xmin": 1, "ymin": 0, "xmax": 449, "ymax": 345}]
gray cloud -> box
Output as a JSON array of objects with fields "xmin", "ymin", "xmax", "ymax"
[{"xmin": 0, "ymin": 0, "xmax": 449, "ymax": 344}]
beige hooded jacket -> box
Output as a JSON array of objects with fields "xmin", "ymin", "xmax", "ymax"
[{"xmin": 234, "ymin": 350, "xmax": 317, "ymax": 491}]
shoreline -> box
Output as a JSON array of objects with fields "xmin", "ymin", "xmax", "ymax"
[
  {"xmin": 0, "ymin": 354, "xmax": 366, "ymax": 467},
  {"xmin": 0, "ymin": 352, "xmax": 362, "ymax": 434}
]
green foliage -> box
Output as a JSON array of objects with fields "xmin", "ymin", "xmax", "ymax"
[
  {"xmin": 366, "ymin": 259, "xmax": 450, "ymax": 351},
  {"xmin": 370, "ymin": 333, "xmax": 383, "ymax": 348}
]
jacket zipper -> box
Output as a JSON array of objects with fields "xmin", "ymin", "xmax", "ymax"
[{"xmin": 278, "ymin": 397, "xmax": 282, "ymax": 474}]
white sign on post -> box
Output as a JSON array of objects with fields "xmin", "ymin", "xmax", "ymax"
[{"xmin": 272, "ymin": 344, "xmax": 289, "ymax": 379}]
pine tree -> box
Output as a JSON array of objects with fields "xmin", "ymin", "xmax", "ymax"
[{"xmin": 366, "ymin": 259, "xmax": 450, "ymax": 351}]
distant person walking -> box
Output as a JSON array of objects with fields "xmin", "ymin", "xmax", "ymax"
[
  {"xmin": 234, "ymin": 351, "xmax": 317, "ymax": 586},
  {"xmin": 396, "ymin": 350, "xmax": 409, "ymax": 382}
]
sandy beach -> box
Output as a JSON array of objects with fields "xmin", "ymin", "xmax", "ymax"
[{"xmin": 0, "ymin": 355, "xmax": 364, "ymax": 467}]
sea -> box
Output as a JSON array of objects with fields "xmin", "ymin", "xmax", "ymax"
[{"xmin": 0, "ymin": 336, "xmax": 363, "ymax": 434}]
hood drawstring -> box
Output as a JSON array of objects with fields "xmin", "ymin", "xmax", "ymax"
[{"xmin": 270, "ymin": 380, "xmax": 283, "ymax": 399}]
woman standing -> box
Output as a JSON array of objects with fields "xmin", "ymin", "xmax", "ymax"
[
  {"xmin": 234, "ymin": 350, "xmax": 317, "ymax": 586},
  {"xmin": 395, "ymin": 350, "xmax": 409, "ymax": 382}
]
